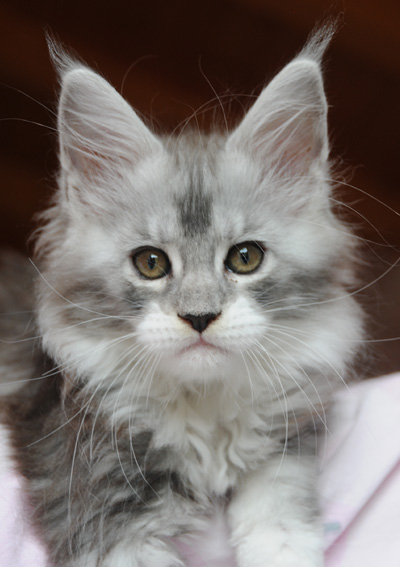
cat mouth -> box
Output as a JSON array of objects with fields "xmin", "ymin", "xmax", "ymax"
[{"xmin": 178, "ymin": 337, "xmax": 225, "ymax": 356}]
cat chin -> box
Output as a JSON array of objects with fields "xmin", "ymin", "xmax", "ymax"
[
  {"xmin": 162, "ymin": 343, "xmax": 234, "ymax": 384},
  {"xmin": 176, "ymin": 338, "xmax": 227, "ymax": 358}
]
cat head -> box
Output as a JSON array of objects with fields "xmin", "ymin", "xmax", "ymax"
[{"xmin": 36, "ymin": 31, "xmax": 362, "ymax": 396}]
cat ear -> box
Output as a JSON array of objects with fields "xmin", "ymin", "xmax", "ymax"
[
  {"xmin": 57, "ymin": 63, "xmax": 162, "ymax": 182},
  {"xmin": 226, "ymin": 56, "xmax": 328, "ymax": 177}
]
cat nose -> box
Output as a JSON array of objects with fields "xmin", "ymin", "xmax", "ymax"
[{"xmin": 179, "ymin": 313, "xmax": 220, "ymax": 333}]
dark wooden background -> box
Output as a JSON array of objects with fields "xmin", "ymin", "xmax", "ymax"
[{"xmin": 1, "ymin": 0, "xmax": 399, "ymax": 375}]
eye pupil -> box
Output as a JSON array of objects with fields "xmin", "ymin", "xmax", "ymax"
[
  {"xmin": 147, "ymin": 254, "xmax": 157, "ymax": 270},
  {"xmin": 240, "ymin": 248, "xmax": 250, "ymax": 264}
]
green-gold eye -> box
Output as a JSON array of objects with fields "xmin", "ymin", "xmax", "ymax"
[
  {"xmin": 225, "ymin": 242, "xmax": 264, "ymax": 274},
  {"xmin": 132, "ymin": 247, "xmax": 171, "ymax": 280}
]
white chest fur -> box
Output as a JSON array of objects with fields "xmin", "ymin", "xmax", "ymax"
[{"xmin": 152, "ymin": 386, "xmax": 277, "ymax": 496}]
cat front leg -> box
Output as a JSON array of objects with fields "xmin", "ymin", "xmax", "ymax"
[
  {"xmin": 52, "ymin": 487, "xmax": 201, "ymax": 567},
  {"xmin": 228, "ymin": 454, "xmax": 323, "ymax": 567},
  {"xmin": 64, "ymin": 525, "xmax": 187, "ymax": 567}
]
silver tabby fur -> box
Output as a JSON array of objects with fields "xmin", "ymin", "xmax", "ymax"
[{"xmin": 0, "ymin": 26, "xmax": 363, "ymax": 567}]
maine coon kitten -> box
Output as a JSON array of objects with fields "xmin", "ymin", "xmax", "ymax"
[{"xmin": 1, "ymin": 28, "xmax": 363, "ymax": 567}]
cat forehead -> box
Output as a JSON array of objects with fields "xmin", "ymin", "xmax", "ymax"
[
  {"xmin": 109, "ymin": 132, "xmax": 268, "ymax": 247},
  {"xmin": 139, "ymin": 134, "xmax": 250, "ymax": 238}
]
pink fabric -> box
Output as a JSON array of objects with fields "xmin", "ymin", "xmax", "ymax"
[
  {"xmin": 321, "ymin": 373, "xmax": 400, "ymax": 566},
  {"xmin": 0, "ymin": 471, "xmax": 47, "ymax": 566},
  {"xmin": 1, "ymin": 373, "xmax": 400, "ymax": 566}
]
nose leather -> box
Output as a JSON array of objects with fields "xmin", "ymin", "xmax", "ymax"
[{"xmin": 179, "ymin": 313, "xmax": 220, "ymax": 333}]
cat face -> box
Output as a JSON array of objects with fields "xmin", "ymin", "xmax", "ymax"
[
  {"xmin": 122, "ymin": 151, "xmax": 270, "ymax": 382},
  {"xmin": 36, "ymin": 49, "xmax": 361, "ymax": 392}
]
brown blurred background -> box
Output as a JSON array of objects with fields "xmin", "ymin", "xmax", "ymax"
[{"xmin": 0, "ymin": 0, "xmax": 399, "ymax": 376}]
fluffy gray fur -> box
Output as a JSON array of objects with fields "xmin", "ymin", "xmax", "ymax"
[{"xmin": 0, "ymin": 26, "xmax": 363, "ymax": 567}]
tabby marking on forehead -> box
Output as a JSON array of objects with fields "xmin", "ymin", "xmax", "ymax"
[{"xmin": 177, "ymin": 181, "xmax": 213, "ymax": 238}]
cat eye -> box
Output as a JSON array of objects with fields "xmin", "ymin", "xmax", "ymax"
[
  {"xmin": 225, "ymin": 242, "xmax": 264, "ymax": 275},
  {"xmin": 132, "ymin": 247, "xmax": 171, "ymax": 280}
]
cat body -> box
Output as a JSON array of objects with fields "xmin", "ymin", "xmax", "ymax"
[{"xmin": 1, "ymin": 28, "xmax": 363, "ymax": 567}]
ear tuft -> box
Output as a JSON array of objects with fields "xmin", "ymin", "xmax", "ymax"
[
  {"xmin": 227, "ymin": 26, "xmax": 334, "ymax": 178},
  {"xmin": 299, "ymin": 19, "xmax": 338, "ymax": 65},
  {"xmin": 47, "ymin": 34, "xmax": 85, "ymax": 82},
  {"xmin": 50, "ymin": 40, "xmax": 162, "ymax": 183}
]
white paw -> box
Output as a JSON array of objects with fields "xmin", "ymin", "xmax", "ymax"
[{"xmin": 234, "ymin": 527, "xmax": 323, "ymax": 567}]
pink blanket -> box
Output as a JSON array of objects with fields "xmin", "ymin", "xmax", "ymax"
[{"xmin": 1, "ymin": 373, "xmax": 400, "ymax": 566}]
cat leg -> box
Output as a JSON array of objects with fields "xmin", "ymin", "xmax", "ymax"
[
  {"xmin": 65, "ymin": 529, "xmax": 186, "ymax": 567},
  {"xmin": 227, "ymin": 454, "xmax": 323, "ymax": 567},
  {"xmin": 67, "ymin": 538, "xmax": 184, "ymax": 567},
  {"xmin": 62, "ymin": 493, "xmax": 206, "ymax": 567}
]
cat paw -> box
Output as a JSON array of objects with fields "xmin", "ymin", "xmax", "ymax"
[{"xmin": 234, "ymin": 527, "xmax": 323, "ymax": 567}]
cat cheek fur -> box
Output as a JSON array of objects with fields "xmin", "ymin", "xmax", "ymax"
[
  {"xmin": 134, "ymin": 295, "xmax": 269, "ymax": 387},
  {"xmin": 3, "ymin": 25, "xmax": 364, "ymax": 567}
]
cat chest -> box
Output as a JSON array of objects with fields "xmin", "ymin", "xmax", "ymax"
[{"xmin": 152, "ymin": 406, "xmax": 275, "ymax": 496}]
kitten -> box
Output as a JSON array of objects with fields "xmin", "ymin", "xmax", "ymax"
[{"xmin": 1, "ymin": 26, "xmax": 363, "ymax": 567}]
